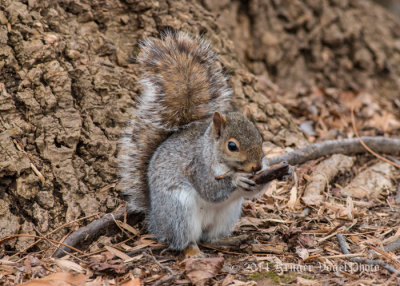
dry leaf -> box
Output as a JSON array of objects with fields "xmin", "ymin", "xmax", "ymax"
[
  {"xmin": 341, "ymin": 162, "xmax": 398, "ymax": 199},
  {"xmin": 18, "ymin": 272, "xmax": 87, "ymax": 286},
  {"xmin": 115, "ymin": 220, "xmax": 140, "ymax": 236},
  {"xmin": 52, "ymin": 259, "xmax": 85, "ymax": 274},
  {"xmin": 237, "ymin": 217, "xmax": 264, "ymax": 228},
  {"xmin": 104, "ymin": 245, "xmax": 131, "ymax": 261},
  {"xmin": 124, "ymin": 254, "xmax": 143, "ymax": 263},
  {"xmin": 184, "ymin": 257, "xmax": 224, "ymax": 285},
  {"xmin": 296, "ymin": 246, "xmax": 309, "ymax": 260},
  {"xmin": 121, "ymin": 277, "xmax": 141, "ymax": 286}
]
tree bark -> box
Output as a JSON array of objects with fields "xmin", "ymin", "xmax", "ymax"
[{"xmin": 0, "ymin": 0, "xmax": 399, "ymax": 252}]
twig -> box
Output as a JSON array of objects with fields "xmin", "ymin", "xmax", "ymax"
[
  {"xmin": 126, "ymin": 245, "xmax": 166, "ymax": 257},
  {"xmin": 336, "ymin": 233, "xmax": 400, "ymax": 276},
  {"xmin": 11, "ymin": 213, "xmax": 100, "ymax": 258},
  {"xmin": 322, "ymin": 253, "xmax": 365, "ymax": 259},
  {"xmin": 351, "ymin": 108, "xmax": 400, "ymax": 169},
  {"xmin": 143, "ymin": 252, "xmax": 179, "ymax": 286},
  {"xmin": 111, "ymin": 213, "xmax": 134, "ymax": 239},
  {"xmin": 143, "ymin": 252, "xmax": 174, "ymax": 274},
  {"xmin": 53, "ymin": 207, "xmax": 128, "ymax": 258},
  {"xmin": 34, "ymin": 227, "xmax": 86, "ymax": 263},
  {"xmin": 384, "ymin": 238, "xmax": 400, "ymax": 254},
  {"xmin": 251, "ymin": 162, "xmax": 290, "ymax": 185},
  {"xmin": 79, "ymin": 236, "xmax": 139, "ymax": 258},
  {"xmin": 0, "ymin": 234, "xmax": 87, "ymax": 255},
  {"xmin": 215, "ymin": 170, "xmax": 232, "ymax": 180},
  {"xmin": 151, "ymin": 274, "xmax": 177, "ymax": 286},
  {"xmin": 367, "ymin": 244, "xmax": 400, "ymax": 269},
  {"xmin": 266, "ymin": 137, "xmax": 400, "ymax": 166},
  {"xmin": 386, "ymin": 156, "xmax": 400, "ymax": 166},
  {"xmin": 318, "ymin": 222, "xmax": 346, "ymax": 243}
]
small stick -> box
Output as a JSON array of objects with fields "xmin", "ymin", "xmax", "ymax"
[
  {"xmin": 323, "ymin": 253, "xmax": 365, "ymax": 259},
  {"xmin": 367, "ymin": 244, "xmax": 400, "ymax": 269},
  {"xmin": 34, "ymin": 227, "xmax": 86, "ymax": 263},
  {"xmin": 0, "ymin": 234, "xmax": 87, "ymax": 255},
  {"xmin": 143, "ymin": 252, "xmax": 179, "ymax": 286},
  {"xmin": 215, "ymin": 170, "xmax": 232, "ymax": 180},
  {"xmin": 351, "ymin": 107, "xmax": 400, "ymax": 169},
  {"xmin": 251, "ymin": 162, "xmax": 290, "ymax": 185},
  {"xmin": 11, "ymin": 213, "xmax": 99, "ymax": 258},
  {"xmin": 336, "ymin": 233, "xmax": 400, "ymax": 276}
]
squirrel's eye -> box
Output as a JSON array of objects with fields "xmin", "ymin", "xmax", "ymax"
[{"xmin": 228, "ymin": 141, "xmax": 239, "ymax": 152}]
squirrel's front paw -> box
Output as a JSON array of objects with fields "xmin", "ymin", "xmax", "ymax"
[{"xmin": 233, "ymin": 173, "xmax": 258, "ymax": 192}]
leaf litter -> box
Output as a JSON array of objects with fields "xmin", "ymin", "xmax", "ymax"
[{"xmin": 2, "ymin": 89, "xmax": 400, "ymax": 285}]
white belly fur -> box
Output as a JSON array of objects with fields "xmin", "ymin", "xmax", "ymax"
[{"xmin": 193, "ymin": 189, "xmax": 243, "ymax": 242}]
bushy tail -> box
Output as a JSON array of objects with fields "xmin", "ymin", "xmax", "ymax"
[{"xmin": 120, "ymin": 31, "xmax": 232, "ymax": 212}]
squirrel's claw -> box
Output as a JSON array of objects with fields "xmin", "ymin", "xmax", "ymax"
[{"xmin": 234, "ymin": 173, "xmax": 258, "ymax": 191}]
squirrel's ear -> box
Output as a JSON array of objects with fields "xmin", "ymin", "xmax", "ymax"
[
  {"xmin": 212, "ymin": 112, "xmax": 226, "ymax": 138},
  {"xmin": 243, "ymin": 106, "xmax": 254, "ymax": 122}
]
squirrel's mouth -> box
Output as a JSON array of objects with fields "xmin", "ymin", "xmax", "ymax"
[{"xmin": 235, "ymin": 163, "xmax": 263, "ymax": 174}]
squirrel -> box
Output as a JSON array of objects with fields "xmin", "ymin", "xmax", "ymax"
[{"xmin": 120, "ymin": 31, "xmax": 266, "ymax": 256}]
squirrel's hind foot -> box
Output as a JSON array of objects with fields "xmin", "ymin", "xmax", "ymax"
[{"xmin": 183, "ymin": 243, "xmax": 207, "ymax": 258}]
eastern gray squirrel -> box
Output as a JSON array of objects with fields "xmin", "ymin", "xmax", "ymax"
[{"xmin": 120, "ymin": 31, "xmax": 267, "ymax": 256}]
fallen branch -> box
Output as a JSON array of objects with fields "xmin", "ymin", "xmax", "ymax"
[
  {"xmin": 336, "ymin": 233, "xmax": 400, "ymax": 276},
  {"xmin": 266, "ymin": 137, "xmax": 400, "ymax": 166}
]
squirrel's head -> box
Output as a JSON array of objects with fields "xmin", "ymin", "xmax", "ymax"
[{"xmin": 212, "ymin": 111, "xmax": 263, "ymax": 173}]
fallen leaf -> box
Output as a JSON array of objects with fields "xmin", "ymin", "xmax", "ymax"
[
  {"xmin": 52, "ymin": 259, "xmax": 85, "ymax": 274},
  {"xmin": 237, "ymin": 217, "xmax": 264, "ymax": 228},
  {"xmin": 341, "ymin": 162, "xmax": 398, "ymax": 199},
  {"xmin": 104, "ymin": 245, "xmax": 131, "ymax": 261},
  {"xmin": 121, "ymin": 277, "xmax": 141, "ymax": 286},
  {"xmin": 184, "ymin": 257, "xmax": 224, "ymax": 285},
  {"xmin": 296, "ymin": 246, "xmax": 309, "ymax": 260},
  {"xmin": 115, "ymin": 220, "xmax": 140, "ymax": 236},
  {"xmin": 18, "ymin": 272, "xmax": 87, "ymax": 286}
]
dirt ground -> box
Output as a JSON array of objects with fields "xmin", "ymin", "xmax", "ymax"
[{"xmin": 1, "ymin": 0, "xmax": 400, "ymax": 285}]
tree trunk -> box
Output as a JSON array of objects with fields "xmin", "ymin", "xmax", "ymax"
[{"xmin": 0, "ymin": 0, "xmax": 398, "ymax": 252}]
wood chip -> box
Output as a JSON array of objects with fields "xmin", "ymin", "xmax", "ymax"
[
  {"xmin": 251, "ymin": 243, "xmax": 287, "ymax": 254},
  {"xmin": 104, "ymin": 245, "xmax": 131, "ymax": 261}
]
